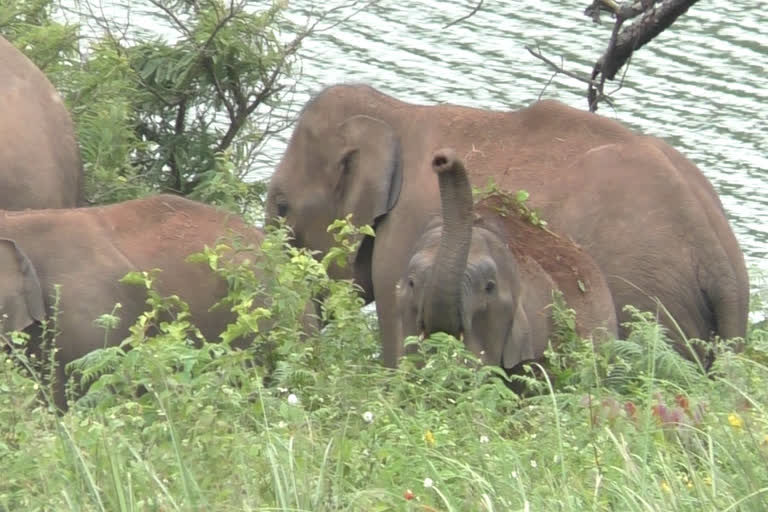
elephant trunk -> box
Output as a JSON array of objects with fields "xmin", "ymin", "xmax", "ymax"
[{"xmin": 422, "ymin": 148, "xmax": 473, "ymax": 337}]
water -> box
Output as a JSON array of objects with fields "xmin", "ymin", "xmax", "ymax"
[{"xmin": 66, "ymin": 0, "xmax": 768, "ymax": 274}]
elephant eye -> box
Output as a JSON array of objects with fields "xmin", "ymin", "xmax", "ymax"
[
  {"xmin": 485, "ymin": 280, "xmax": 496, "ymax": 294},
  {"xmin": 408, "ymin": 278, "xmax": 415, "ymax": 288},
  {"xmin": 277, "ymin": 202, "xmax": 289, "ymax": 218}
]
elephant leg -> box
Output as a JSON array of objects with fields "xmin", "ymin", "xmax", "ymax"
[
  {"xmin": 377, "ymin": 298, "xmax": 402, "ymax": 367},
  {"xmin": 372, "ymin": 216, "xmax": 424, "ymax": 367}
]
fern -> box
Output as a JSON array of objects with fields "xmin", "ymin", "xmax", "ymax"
[{"xmin": 65, "ymin": 346, "xmax": 126, "ymax": 394}]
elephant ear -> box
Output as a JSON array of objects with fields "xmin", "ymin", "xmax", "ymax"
[
  {"xmin": 502, "ymin": 302, "xmax": 536, "ymax": 370},
  {"xmin": 336, "ymin": 115, "xmax": 403, "ymax": 228},
  {"xmin": 0, "ymin": 239, "xmax": 46, "ymax": 333}
]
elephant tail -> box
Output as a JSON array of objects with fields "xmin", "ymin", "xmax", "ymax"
[{"xmin": 703, "ymin": 251, "xmax": 749, "ymax": 353}]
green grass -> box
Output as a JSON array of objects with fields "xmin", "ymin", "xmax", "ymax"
[{"xmin": 1, "ymin": 225, "xmax": 767, "ymax": 511}]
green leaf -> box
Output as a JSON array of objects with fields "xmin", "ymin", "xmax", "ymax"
[{"xmin": 120, "ymin": 270, "xmax": 151, "ymax": 287}]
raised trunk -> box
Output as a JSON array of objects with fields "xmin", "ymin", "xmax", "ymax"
[{"xmin": 423, "ymin": 148, "xmax": 474, "ymax": 337}]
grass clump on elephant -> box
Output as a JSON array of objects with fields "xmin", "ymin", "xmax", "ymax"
[
  {"xmin": 0, "ymin": 195, "xmax": 316, "ymax": 410},
  {"xmin": 265, "ymin": 83, "xmax": 749, "ymax": 370},
  {"xmin": 0, "ymin": 35, "xmax": 82, "ymax": 209},
  {"xmin": 395, "ymin": 148, "xmax": 617, "ymax": 377}
]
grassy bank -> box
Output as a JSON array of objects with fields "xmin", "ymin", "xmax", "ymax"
[{"xmin": 1, "ymin": 226, "xmax": 766, "ymax": 511}]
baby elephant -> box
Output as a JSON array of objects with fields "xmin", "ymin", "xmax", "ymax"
[
  {"xmin": 395, "ymin": 148, "xmax": 617, "ymax": 372},
  {"xmin": 0, "ymin": 195, "xmax": 315, "ymax": 409}
]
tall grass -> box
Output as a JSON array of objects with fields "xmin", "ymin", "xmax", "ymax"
[{"xmin": 1, "ymin": 224, "xmax": 766, "ymax": 511}]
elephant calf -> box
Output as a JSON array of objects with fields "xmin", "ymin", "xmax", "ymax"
[
  {"xmin": 0, "ymin": 195, "xmax": 315, "ymax": 409},
  {"xmin": 395, "ymin": 148, "xmax": 617, "ymax": 371}
]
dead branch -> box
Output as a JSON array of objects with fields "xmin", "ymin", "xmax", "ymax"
[
  {"xmin": 444, "ymin": 0, "xmax": 484, "ymax": 28},
  {"xmin": 526, "ymin": 45, "xmax": 599, "ymax": 87},
  {"xmin": 527, "ymin": 45, "xmax": 615, "ymax": 109},
  {"xmin": 594, "ymin": 0, "xmax": 701, "ymax": 81},
  {"xmin": 586, "ymin": 0, "xmax": 700, "ymax": 111}
]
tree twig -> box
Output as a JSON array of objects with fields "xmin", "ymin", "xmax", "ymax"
[
  {"xmin": 526, "ymin": 45, "xmax": 601, "ymax": 88},
  {"xmin": 582, "ymin": 0, "xmax": 699, "ymax": 111},
  {"xmin": 588, "ymin": 12, "xmax": 625, "ymax": 111},
  {"xmin": 598, "ymin": 0, "xmax": 700, "ymax": 82},
  {"xmin": 444, "ymin": 0, "xmax": 484, "ymax": 28}
]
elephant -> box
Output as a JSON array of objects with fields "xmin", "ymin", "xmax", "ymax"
[
  {"xmin": 395, "ymin": 148, "xmax": 617, "ymax": 372},
  {"xmin": 1, "ymin": 35, "xmax": 82, "ymax": 209},
  {"xmin": 265, "ymin": 83, "xmax": 749, "ymax": 370},
  {"xmin": 0, "ymin": 194, "xmax": 316, "ymax": 409}
]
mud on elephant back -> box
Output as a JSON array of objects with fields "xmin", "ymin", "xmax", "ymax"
[
  {"xmin": 265, "ymin": 83, "xmax": 749, "ymax": 370},
  {"xmin": 0, "ymin": 35, "xmax": 83, "ymax": 209},
  {"xmin": 0, "ymin": 195, "xmax": 317, "ymax": 410}
]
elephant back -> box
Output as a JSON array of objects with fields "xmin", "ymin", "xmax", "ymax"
[
  {"xmin": 0, "ymin": 35, "xmax": 82, "ymax": 209},
  {"xmin": 474, "ymin": 196, "xmax": 617, "ymax": 340}
]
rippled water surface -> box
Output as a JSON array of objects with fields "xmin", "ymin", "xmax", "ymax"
[{"xmin": 79, "ymin": 0, "xmax": 768, "ymax": 273}]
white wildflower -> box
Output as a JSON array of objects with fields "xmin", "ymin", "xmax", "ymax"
[
  {"xmin": 479, "ymin": 435, "xmax": 490, "ymax": 444},
  {"xmin": 287, "ymin": 393, "xmax": 299, "ymax": 405},
  {"xmin": 530, "ymin": 459, "xmax": 537, "ymax": 468},
  {"xmin": 362, "ymin": 411, "xmax": 374, "ymax": 423},
  {"xmin": 423, "ymin": 477, "xmax": 434, "ymax": 489}
]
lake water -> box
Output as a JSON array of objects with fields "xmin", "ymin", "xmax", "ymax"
[{"xmin": 69, "ymin": 0, "xmax": 768, "ymax": 276}]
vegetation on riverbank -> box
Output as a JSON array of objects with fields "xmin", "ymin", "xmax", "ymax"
[
  {"xmin": 1, "ymin": 222, "xmax": 766, "ymax": 511},
  {"xmin": 1, "ymin": 1, "xmax": 766, "ymax": 510}
]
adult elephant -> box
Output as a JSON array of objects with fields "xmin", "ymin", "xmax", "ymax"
[
  {"xmin": 0, "ymin": 195, "xmax": 316, "ymax": 409},
  {"xmin": 396, "ymin": 148, "xmax": 617, "ymax": 370},
  {"xmin": 1, "ymin": 35, "xmax": 82, "ymax": 208},
  {"xmin": 265, "ymin": 84, "xmax": 748, "ymax": 369}
]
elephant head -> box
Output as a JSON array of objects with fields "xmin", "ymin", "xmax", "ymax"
[
  {"xmin": 0, "ymin": 238, "xmax": 46, "ymax": 334},
  {"xmin": 396, "ymin": 149, "xmax": 537, "ymax": 368},
  {"xmin": 265, "ymin": 96, "xmax": 403, "ymax": 284}
]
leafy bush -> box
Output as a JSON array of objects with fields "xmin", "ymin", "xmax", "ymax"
[
  {"xmin": 1, "ymin": 2, "xmax": 766, "ymax": 510},
  {"xmin": 1, "ymin": 0, "xmax": 366, "ymax": 217},
  {"xmin": 1, "ymin": 224, "xmax": 766, "ymax": 511}
]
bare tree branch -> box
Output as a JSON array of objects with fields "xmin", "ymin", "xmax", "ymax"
[
  {"xmin": 444, "ymin": 0, "xmax": 484, "ymax": 29},
  {"xmin": 596, "ymin": 0, "xmax": 700, "ymax": 82},
  {"xmin": 526, "ymin": 45, "xmax": 601, "ymax": 87},
  {"xmin": 585, "ymin": 0, "xmax": 664, "ymax": 23},
  {"xmin": 588, "ymin": 11, "xmax": 625, "ymax": 111},
  {"xmin": 147, "ymin": 0, "xmax": 194, "ymax": 40},
  {"xmin": 526, "ymin": 44, "xmax": 618, "ymax": 110},
  {"xmin": 584, "ymin": 0, "xmax": 699, "ymax": 111}
]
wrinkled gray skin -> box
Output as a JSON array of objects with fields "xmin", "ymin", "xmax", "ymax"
[
  {"xmin": 266, "ymin": 84, "xmax": 749, "ymax": 369},
  {"xmin": 396, "ymin": 149, "xmax": 617, "ymax": 370},
  {"xmin": 0, "ymin": 195, "xmax": 316, "ymax": 409},
  {"xmin": 0, "ymin": 36, "xmax": 82, "ymax": 208}
]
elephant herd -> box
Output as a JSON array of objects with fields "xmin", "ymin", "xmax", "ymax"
[
  {"xmin": 0, "ymin": 37, "xmax": 288, "ymax": 408},
  {"xmin": 0, "ymin": 36, "xmax": 750, "ymax": 410},
  {"xmin": 266, "ymin": 84, "xmax": 749, "ymax": 371}
]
